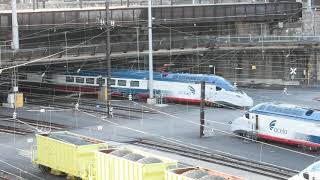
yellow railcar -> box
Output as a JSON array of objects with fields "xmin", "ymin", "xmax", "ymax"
[
  {"xmin": 90, "ymin": 147, "xmax": 178, "ymax": 180},
  {"xmin": 32, "ymin": 131, "xmax": 108, "ymax": 179},
  {"xmin": 165, "ymin": 167, "xmax": 245, "ymax": 180}
]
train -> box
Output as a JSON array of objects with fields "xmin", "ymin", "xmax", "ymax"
[
  {"xmin": 20, "ymin": 69, "xmax": 253, "ymax": 108},
  {"xmin": 289, "ymin": 161, "xmax": 320, "ymax": 180},
  {"xmin": 32, "ymin": 131, "xmax": 245, "ymax": 180},
  {"xmin": 230, "ymin": 102, "xmax": 320, "ymax": 149}
]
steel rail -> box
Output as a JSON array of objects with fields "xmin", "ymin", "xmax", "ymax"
[
  {"xmin": 0, "ymin": 169, "xmax": 25, "ymax": 180},
  {"xmin": 25, "ymin": 98, "xmax": 142, "ymax": 120},
  {"xmin": 0, "ymin": 115, "xmax": 67, "ymax": 130},
  {"xmin": 0, "ymin": 125, "xmax": 33, "ymax": 135},
  {"xmin": 21, "ymin": 92, "xmax": 156, "ymax": 114},
  {"xmin": 134, "ymin": 139, "xmax": 299, "ymax": 180}
]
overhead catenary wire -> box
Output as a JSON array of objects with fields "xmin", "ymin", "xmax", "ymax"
[
  {"xmin": 0, "ymin": 2, "xmax": 316, "ymax": 177},
  {"xmin": 37, "ymin": 88, "xmax": 317, "ymax": 160},
  {"xmin": 75, "ymin": 103, "xmax": 318, "ymax": 169},
  {"xmin": 0, "ymin": 27, "xmax": 115, "ymax": 73}
]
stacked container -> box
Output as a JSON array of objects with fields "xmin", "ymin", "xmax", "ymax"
[
  {"xmin": 165, "ymin": 167, "xmax": 245, "ymax": 180},
  {"xmin": 92, "ymin": 147, "xmax": 178, "ymax": 180},
  {"xmin": 32, "ymin": 131, "xmax": 108, "ymax": 179}
]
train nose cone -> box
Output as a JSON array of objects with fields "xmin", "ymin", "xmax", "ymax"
[
  {"xmin": 246, "ymin": 96, "xmax": 254, "ymax": 107},
  {"xmin": 238, "ymin": 94, "xmax": 253, "ymax": 108}
]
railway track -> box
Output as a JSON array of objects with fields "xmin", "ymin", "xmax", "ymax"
[
  {"xmin": 28, "ymin": 100, "xmax": 142, "ymax": 120},
  {"xmin": 134, "ymin": 139, "xmax": 299, "ymax": 180},
  {"xmin": 23, "ymin": 93, "xmax": 156, "ymax": 114},
  {"xmin": 0, "ymin": 125, "xmax": 33, "ymax": 135},
  {"xmin": 0, "ymin": 115, "xmax": 68, "ymax": 135},
  {"xmin": 0, "ymin": 115, "xmax": 68, "ymax": 130},
  {"xmin": 21, "ymin": 94, "xmax": 155, "ymax": 119},
  {"xmin": 0, "ymin": 169, "xmax": 25, "ymax": 180}
]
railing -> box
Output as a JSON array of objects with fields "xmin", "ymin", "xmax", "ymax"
[
  {"xmin": 0, "ymin": 0, "xmax": 272, "ymax": 10},
  {"xmin": 214, "ymin": 35, "xmax": 320, "ymax": 44},
  {"xmin": 1, "ymin": 35, "xmax": 320, "ymax": 62}
]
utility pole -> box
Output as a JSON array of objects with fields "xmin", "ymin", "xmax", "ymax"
[
  {"xmin": 12, "ymin": 0, "xmax": 19, "ymax": 50},
  {"xmin": 0, "ymin": 43, "xmax": 2, "ymax": 68},
  {"xmin": 136, "ymin": 26, "xmax": 140, "ymax": 70},
  {"xmin": 147, "ymin": 0, "xmax": 155, "ymax": 104},
  {"xmin": 11, "ymin": 0, "xmax": 20, "ymax": 110},
  {"xmin": 200, "ymin": 81, "xmax": 205, "ymax": 138},
  {"xmin": 105, "ymin": 0, "xmax": 112, "ymax": 118},
  {"xmin": 308, "ymin": 0, "xmax": 312, "ymax": 11},
  {"xmin": 306, "ymin": 0, "xmax": 315, "ymax": 35}
]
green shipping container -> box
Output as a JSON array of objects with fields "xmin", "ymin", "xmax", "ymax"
[
  {"xmin": 32, "ymin": 131, "xmax": 108, "ymax": 179},
  {"xmin": 165, "ymin": 167, "xmax": 245, "ymax": 180},
  {"xmin": 91, "ymin": 147, "xmax": 178, "ymax": 180}
]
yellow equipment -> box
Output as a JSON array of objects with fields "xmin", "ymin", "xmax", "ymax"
[
  {"xmin": 91, "ymin": 147, "xmax": 178, "ymax": 180},
  {"xmin": 32, "ymin": 131, "xmax": 108, "ymax": 179}
]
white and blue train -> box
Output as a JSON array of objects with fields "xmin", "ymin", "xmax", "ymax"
[
  {"xmin": 231, "ymin": 102, "xmax": 320, "ymax": 149},
  {"xmin": 289, "ymin": 161, "xmax": 320, "ymax": 180},
  {"xmin": 20, "ymin": 69, "xmax": 253, "ymax": 108}
]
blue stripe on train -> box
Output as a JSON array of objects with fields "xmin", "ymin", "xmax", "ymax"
[
  {"xmin": 306, "ymin": 135, "xmax": 320, "ymax": 144},
  {"xmin": 110, "ymin": 88, "xmax": 148, "ymax": 95},
  {"xmin": 295, "ymin": 133, "xmax": 320, "ymax": 144}
]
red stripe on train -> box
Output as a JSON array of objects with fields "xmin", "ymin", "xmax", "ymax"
[
  {"xmin": 165, "ymin": 96, "xmax": 202, "ymax": 104},
  {"xmin": 257, "ymin": 133, "xmax": 320, "ymax": 148}
]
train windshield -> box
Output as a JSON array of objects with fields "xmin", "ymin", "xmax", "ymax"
[{"xmin": 310, "ymin": 162, "xmax": 320, "ymax": 172}]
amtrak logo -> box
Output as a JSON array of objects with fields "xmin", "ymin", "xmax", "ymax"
[
  {"xmin": 269, "ymin": 120, "xmax": 288, "ymax": 135},
  {"xmin": 188, "ymin": 86, "xmax": 195, "ymax": 95},
  {"xmin": 269, "ymin": 120, "xmax": 276, "ymax": 130}
]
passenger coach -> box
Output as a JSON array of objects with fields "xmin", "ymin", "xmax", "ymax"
[
  {"xmin": 20, "ymin": 69, "xmax": 253, "ymax": 108},
  {"xmin": 231, "ymin": 102, "xmax": 320, "ymax": 149}
]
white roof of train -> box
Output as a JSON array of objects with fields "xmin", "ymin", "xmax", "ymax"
[{"xmin": 249, "ymin": 102, "xmax": 320, "ymax": 121}]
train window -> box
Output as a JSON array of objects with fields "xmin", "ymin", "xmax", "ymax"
[
  {"xmin": 118, "ymin": 80, "xmax": 126, "ymax": 86},
  {"xmin": 110, "ymin": 79, "xmax": 116, "ymax": 85},
  {"xmin": 216, "ymin": 86, "xmax": 222, "ymax": 91},
  {"xmin": 76, "ymin": 77, "xmax": 84, "ymax": 83},
  {"xmin": 66, "ymin": 76, "xmax": 74, "ymax": 83},
  {"xmin": 130, "ymin": 81, "xmax": 139, "ymax": 87},
  {"xmin": 306, "ymin": 109, "xmax": 314, "ymax": 116},
  {"xmin": 86, "ymin": 78, "xmax": 95, "ymax": 84},
  {"xmin": 97, "ymin": 78, "xmax": 105, "ymax": 86}
]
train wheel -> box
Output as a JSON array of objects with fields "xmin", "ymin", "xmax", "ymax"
[{"xmin": 38, "ymin": 164, "xmax": 51, "ymax": 174}]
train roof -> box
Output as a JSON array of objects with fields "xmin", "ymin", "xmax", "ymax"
[
  {"xmin": 68, "ymin": 69, "xmax": 236, "ymax": 91},
  {"xmin": 249, "ymin": 102, "xmax": 320, "ymax": 121}
]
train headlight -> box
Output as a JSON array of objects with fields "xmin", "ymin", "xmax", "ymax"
[{"xmin": 245, "ymin": 112, "xmax": 250, "ymax": 119}]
